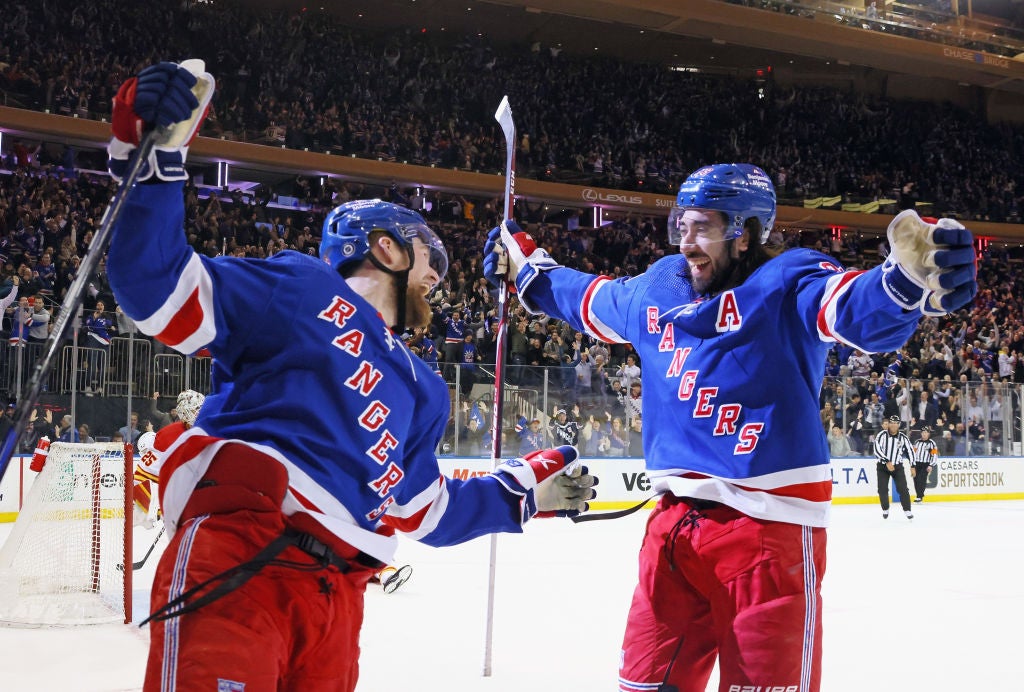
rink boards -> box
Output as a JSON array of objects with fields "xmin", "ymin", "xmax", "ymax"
[
  {"xmin": 2, "ymin": 454, "xmax": 1024, "ymax": 521},
  {"xmin": 441, "ymin": 456, "xmax": 1024, "ymax": 508}
]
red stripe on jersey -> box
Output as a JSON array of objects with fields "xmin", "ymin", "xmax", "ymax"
[
  {"xmin": 677, "ymin": 471, "xmax": 831, "ymax": 503},
  {"xmin": 380, "ymin": 503, "xmax": 431, "ymax": 534},
  {"xmin": 288, "ymin": 485, "xmax": 322, "ymax": 513},
  {"xmin": 816, "ymin": 270, "xmax": 863, "ymax": 340},
  {"xmin": 580, "ymin": 275, "xmax": 616, "ymax": 343},
  {"xmin": 378, "ymin": 475, "xmax": 445, "ymax": 534},
  {"xmin": 736, "ymin": 478, "xmax": 833, "ymax": 503},
  {"xmin": 154, "ymin": 425, "xmax": 210, "ymax": 489},
  {"xmin": 154, "ymin": 287, "xmax": 205, "ymax": 348}
]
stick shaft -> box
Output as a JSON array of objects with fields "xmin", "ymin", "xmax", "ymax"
[
  {"xmin": 0, "ymin": 131, "xmax": 159, "ymax": 482},
  {"xmin": 133, "ymin": 525, "xmax": 165, "ymax": 570},
  {"xmin": 484, "ymin": 95, "xmax": 516, "ymax": 678},
  {"xmin": 489, "ymin": 95, "xmax": 516, "ymax": 464}
]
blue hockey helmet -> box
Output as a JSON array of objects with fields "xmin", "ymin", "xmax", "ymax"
[
  {"xmin": 668, "ymin": 164, "xmax": 776, "ymax": 245},
  {"xmin": 320, "ymin": 199, "xmax": 448, "ymax": 287}
]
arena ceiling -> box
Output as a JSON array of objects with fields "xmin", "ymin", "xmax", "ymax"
[
  {"xmin": 253, "ymin": 0, "xmax": 863, "ymax": 75},
  {"xmin": 248, "ymin": 0, "xmax": 1024, "ymax": 91}
]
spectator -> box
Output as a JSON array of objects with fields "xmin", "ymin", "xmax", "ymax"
[
  {"xmin": 616, "ymin": 354, "xmax": 641, "ymax": 390},
  {"xmin": 913, "ymin": 390, "xmax": 940, "ymax": 430},
  {"xmin": 578, "ymin": 416, "xmax": 606, "ymax": 457},
  {"xmin": 628, "ymin": 415, "xmax": 642, "ymax": 455},
  {"xmin": 117, "ymin": 412, "xmax": 140, "ymax": 446},
  {"xmin": 625, "ymin": 381, "xmax": 642, "ymax": 424},
  {"xmin": 548, "ymin": 407, "xmax": 580, "ymax": 447},
  {"xmin": 574, "ymin": 350, "xmax": 594, "ymax": 407},
  {"xmin": 820, "ymin": 402, "xmax": 837, "ymax": 433},
  {"xmin": 516, "ymin": 416, "xmax": 545, "ymax": 455},
  {"xmin": 27, "ymin": 294, "xmax": 51, "ymax": 343},
  {"xmin": 607, "ymin": 416, "xmax": 629, "ymax": 456},
  {"xmin": 7, "ymin": 294, "xmax": 32, "ymax": 347},
  {"xmin": 863, "ymin": 392, "xmax": 885, "ymax": 437},
  {"xmin": 143, "ymin": 392, "xmax": 175, "ymax": 430},
  {"xmin": 828, "ymin": 424, "xmax": 853, "ymax": 457},
  {"xmin": 83, "ymin": 299, "xmax": 115, "ymax": 392},
  {"xmin": 78, "ymin": 423, "xmax": 95, "ymax": 444},
  {"xmin": 457, "ymin": 333, "xmax": 479, "ymax": 398}
]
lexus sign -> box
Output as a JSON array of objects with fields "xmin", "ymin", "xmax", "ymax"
[{"xmin": 581, "ymin": 188, "xmax": 644, "ymax": 205}]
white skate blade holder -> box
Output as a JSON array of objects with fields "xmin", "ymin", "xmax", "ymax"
[{"xmin": 155, "ymin": 59, "xmax": 216, "ymax": 149}]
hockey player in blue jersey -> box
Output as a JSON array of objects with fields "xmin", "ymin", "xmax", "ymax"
[
  {"xmin": 485, "ymin": 163, "xmax": 976, "ymax": 692},
  {"xmin": 103, "ymin": 61, "xmax": 595, "ymax": 692}
]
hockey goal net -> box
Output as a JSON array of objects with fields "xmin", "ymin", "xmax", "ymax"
[{"xmin": 0, "ymin": 441, "xmax": 133, "ymax": 626}]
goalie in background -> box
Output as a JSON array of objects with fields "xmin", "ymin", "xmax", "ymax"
[{"xmin": 132, "ymin": 389, "xmax": 205, "ymax": 531}]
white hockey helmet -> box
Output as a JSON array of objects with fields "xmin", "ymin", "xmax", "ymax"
[
  {"xmin": 176, "ymin": 389, "xmax": 205, "ymax": 426},
  {"xmin": 137, "ymin": 431, "xmax": 156, "ymax": 457}
]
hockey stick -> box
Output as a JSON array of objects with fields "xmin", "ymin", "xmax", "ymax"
[
  {"xmin": 118, "ymin": 524, "xmax": 165, "ymax": 571},
  {"xmin": 483, "ymin": 95, "xmax": 515, "ymax": 678},
  {"xmin": 0, "ymin": 129, "xmax": 162, "ymax": 483}
]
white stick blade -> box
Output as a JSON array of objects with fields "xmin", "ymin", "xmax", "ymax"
[{"xmin": 494, "ymin": 95, "xmax": 515, "ymax": 141}]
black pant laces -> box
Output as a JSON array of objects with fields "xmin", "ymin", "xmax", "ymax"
[{"xmin": 663, "ymin": 508, "xmax": 703, "ymax": 572}]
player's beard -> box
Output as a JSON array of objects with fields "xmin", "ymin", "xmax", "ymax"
[
  {"xmin": 405, "ymin": 284, "xmax": 433, "ymax": 330},
  {"xmin": 687, "ymin": 254, "xmax": 732, "ymax": 296},
  {"xmin": 685, "ymin": 240, "xmax": 743, "ymax": 296}
]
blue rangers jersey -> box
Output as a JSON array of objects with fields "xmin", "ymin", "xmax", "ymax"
[
  {"xmin": 106, "ymin": 182, "xmax": 524, "ymax": 565},
  {"xmin": 521, "ymin": 249, "xmax": 920, "ymax": 527}
]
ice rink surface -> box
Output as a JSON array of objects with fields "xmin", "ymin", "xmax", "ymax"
[{"xmin": 1, "ymin": 500, "xmax": 1022, "ymax": 691}]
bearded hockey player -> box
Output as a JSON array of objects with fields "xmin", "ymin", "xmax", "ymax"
[
  {"xmin": 485, "ymin": 163, "xmax": 976, "ymax": 692},
  {"xmin": 104, "ymin": 61, "xmax": 594, "ymax": 692}
]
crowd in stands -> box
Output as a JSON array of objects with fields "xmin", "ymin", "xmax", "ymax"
[
  {"xmin": 2, "ymin": 0, "xmax": 1024, "ymax": 453},
  {"xmin": 2, "ymin": 160, "xmax": 1023, "ymax": 455},
  {"xmin": 3, "ymin": 0, "xmax": 1024, "ymax": 222}
]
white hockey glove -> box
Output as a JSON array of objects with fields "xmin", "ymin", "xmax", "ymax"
[
  {"xmin": 482, "ymin": 220, "xmax": 561, "ymax": 313},
  {"xmin": 493, "ymin": 445, "xmax": 597, "ymax": 520},
  {"xmin": 880, "ymin": 209, "xmax": 977, "ymax": 316},
  {"xmin": 108, "ymin": 59, "xmax": 215, "ymax": 183}
]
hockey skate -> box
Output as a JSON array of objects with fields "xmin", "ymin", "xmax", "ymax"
[{"xmin": 379, "ymin": 564, "xmax": 413, "ymax": 594}]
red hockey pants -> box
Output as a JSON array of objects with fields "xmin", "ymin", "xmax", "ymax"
[
  {"xmin": 143, "ymin": 444, "xmax": 376, "ymax": 692},
  {"xmin": 618, "ymin": 495, "xmax": 827, "ymax": 692}
]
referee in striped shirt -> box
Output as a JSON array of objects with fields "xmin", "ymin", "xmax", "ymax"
[
  {"xmin": 873, "ymin": 415, "xmax": 915, "ymax": 520},
  {"xmin": 911, "ymin": 426, "xmax": 939, "ymax": 503}
]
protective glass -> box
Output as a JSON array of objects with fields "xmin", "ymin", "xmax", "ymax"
[
  {"xmin": 398, "ymin": 222, "xmax": 449, "ymax": 287},
  {"xmin": 667, "ymin": 206, "xmax": 726, "ymax": 245}
]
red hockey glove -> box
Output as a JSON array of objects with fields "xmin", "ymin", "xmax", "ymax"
[
  {"xmin": 108, "ymin": 60, "xmax": 215, "ymax": 183},
  {"xmin": 482, "ymin": 220, "xmax": 561, "ymax": 312}
]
